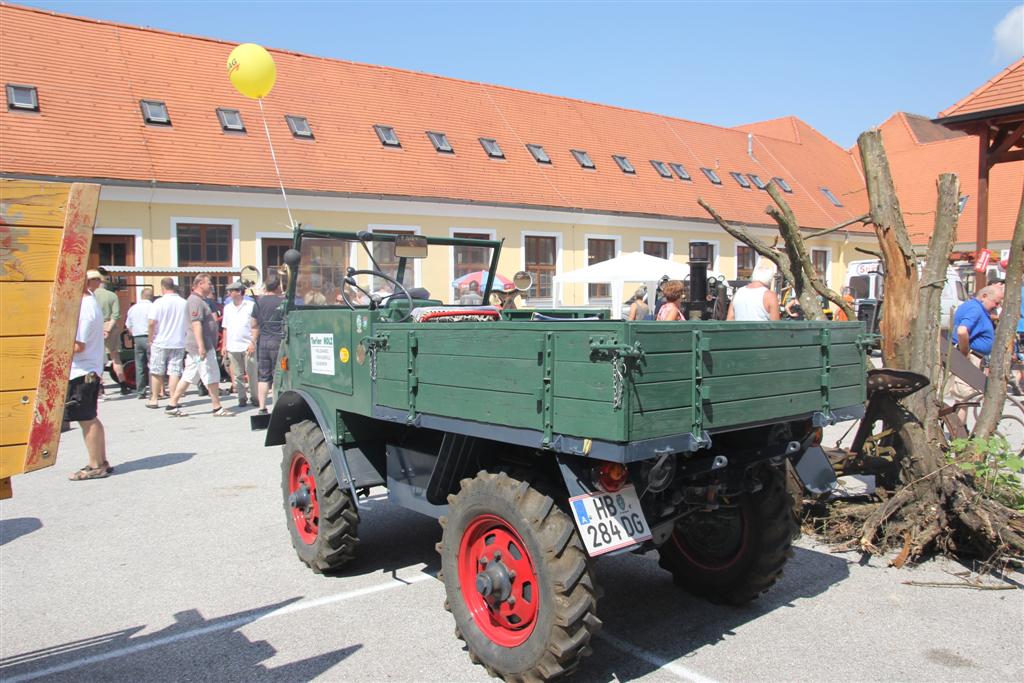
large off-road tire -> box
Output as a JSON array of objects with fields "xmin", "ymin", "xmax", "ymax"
[
  {"xmin": 281, "ymin": 420, "xmax": 359, "ymax": 573},
  {"xmin": 657, "ymin": 465, "xmax": 796, "ymax": 605},
  {"xmin": 438, "ymin": 471, "xmax": 601, "ymax": 682}
]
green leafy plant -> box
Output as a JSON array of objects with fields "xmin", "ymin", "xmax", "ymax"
[{"xmin": 947, "ymin": 436, "xmax": 1024, "ymax": 511}]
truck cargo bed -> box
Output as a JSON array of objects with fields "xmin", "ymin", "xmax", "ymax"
[{"xmin": 372, "ymin": 319, "xmax": 867, "ymax": 449}]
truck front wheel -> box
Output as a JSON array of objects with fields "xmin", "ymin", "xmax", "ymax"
[
  {"xmin": 281, "ymin": 420, "xmax": 359, "ymax": 573},
  {"xmin": 657, "ymin": 465, "xmax": 795, "ymax": 605},
  {"xmin": 439, "ymin": 471, "xmax": 601, "ymax": 681}
]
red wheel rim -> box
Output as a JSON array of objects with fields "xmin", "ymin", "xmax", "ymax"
[
  {"xmin": 288, "ymin": 452, "xmax": 320, "ymax": 545},
  {"xmin": 458, "ymin": 514, "xmax": 539, "ymax": 647}
]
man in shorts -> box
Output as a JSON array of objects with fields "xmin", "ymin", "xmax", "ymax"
[
  {"xmin": 67, "ymin": 273, "xmax": 113, "ymax": 480},
  {"xmin": 250, "ymin": 274, "xmax": 285, "ymax": 415},
  {"xmin": 946, "ymin": 284, "xmax": 1005, "ymax": 420},
  {"xmin": 166, "ymin": 273, "xmax": 233, "ymax": 416},
  {"xmin": 147, "ymin": 277, "xmax": 188, "ymax": 409}
]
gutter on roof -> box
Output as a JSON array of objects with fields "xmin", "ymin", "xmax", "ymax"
[
  {"xmin": 0, "ymin": 172, "xmax": 868, "ymax": 236},
  {"xmin": 933, "ymin": 104, "xmax": 1024, "ymax": 127}
]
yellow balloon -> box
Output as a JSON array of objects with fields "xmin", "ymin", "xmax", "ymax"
[{"xmin": 226, "ymin": 43, "xmax": 277, "ymax": 99}]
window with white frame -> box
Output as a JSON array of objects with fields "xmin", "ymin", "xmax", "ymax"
[
  {"xmin": 643, "ymin": 240, "xmax": 669, "ymax": 259},
  {"xmin": 811, "ymin": 249, "xmax": 830, "ymax": 283},
  {"xmin": 587, "ymin": 238, "xmax": 616, "ymax": 303},
  {"xmin": 524, "ymin": 235, "xmax": 557, "ymax": 305},
  {"xmin": 736, "ymin": 245, "xmax": 755, "ymax": 279}
]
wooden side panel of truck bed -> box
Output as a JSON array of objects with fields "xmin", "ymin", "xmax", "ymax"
[
  {"xmin": 373, "ymin": 320, "xmax": 866, "ymax": 444},
  {"xmin": 0, "ymin": 179, "xmax": 100, "ymax": 498}
]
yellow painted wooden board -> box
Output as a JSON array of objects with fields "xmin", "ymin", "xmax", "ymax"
[
  {"xmin": 0, "ymin": 389, "xmax": 34, "ymax": 447},
  {"xmin": 0, "ymin": 445, "xmax": 27, "ymax": 479},
  {"xmin": 0, "ymin": 282, "xmax": 52, "ymax": 337},
  {"xmin": 0, "ymin": 337, "xmax": 43, "ymax": 391},
  {"xmin": 0, "ymin": 225, "xmax": 62, "ymax": 282},
  {"xmin": 0, "ymin": 180, "xmax": 73, "ymax": 228}
]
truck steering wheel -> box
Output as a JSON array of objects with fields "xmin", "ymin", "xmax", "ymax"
[{"xmin": 342, "ymin": 268, "xmax": 415, "ymax": 323}]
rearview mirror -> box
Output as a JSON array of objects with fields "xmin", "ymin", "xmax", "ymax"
[
  {"xmin": 394, "ymin": 235, "xmax": 428, "ymax": 259},
  {"xmin": 512, "ymin": 270, "xmax": 533, "ymax": 292}
]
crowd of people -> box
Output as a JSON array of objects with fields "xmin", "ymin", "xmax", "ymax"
[{"xmin": 64, "ymin": 271, "xmax": 286, "ymax": 481}]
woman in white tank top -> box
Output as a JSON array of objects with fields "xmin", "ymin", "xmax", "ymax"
[{"xmin": 727, "ymin": 264, "xmax": 781, "ymax": 321}]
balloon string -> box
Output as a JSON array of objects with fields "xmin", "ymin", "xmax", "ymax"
[{"xmin": 258, "ymin": 97, "xmax": 296, "ymax": 229}]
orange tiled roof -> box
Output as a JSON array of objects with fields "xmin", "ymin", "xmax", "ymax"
[
  {"xmin": 939, "ymin": 57, "xmax": 1024, "ymax": 119},
  {"xmin": 875, "ymin": 113, "xmax": 1023, "ymax": 244},
  {"xmin": 0, "ymin": 3, "xmax": 869, "ymax": 232}
]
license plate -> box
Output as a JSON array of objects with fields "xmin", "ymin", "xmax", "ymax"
[{"xmin": 568, "ymin": 485, "xmax": 652, "ymax": 557}]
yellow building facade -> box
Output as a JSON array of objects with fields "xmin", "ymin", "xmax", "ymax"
[{"xmin": 95, "ymin": 185, "xmax": 875, "ymax": 309}]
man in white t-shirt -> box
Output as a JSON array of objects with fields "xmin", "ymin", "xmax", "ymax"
[
  {"xmin": 221, "ymin": 281, "xmax": 258, "ymax": 406},
  {"xmin": 124, "ymin": 285, "xmax": 154, "ymax": 400},
  {"xmin": 67, "ymin": 273, "xmax": 112, "ymax": 480},
  {"xmin": 146, "ymin": 277, "xmax": 189, "ymax": 408}
]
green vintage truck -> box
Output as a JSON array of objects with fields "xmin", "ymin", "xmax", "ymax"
[{"xmin": 262, "ymin": 228, "xmax": 867, "ymax": 681}]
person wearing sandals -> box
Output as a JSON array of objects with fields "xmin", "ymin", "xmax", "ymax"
[
  {"xmin": 166, "ymin": 274, "xmax": 234, "ymax": 417},
  {"xmin": 68, "ymin": 273, "xmax": 113, "ymax": 480}
]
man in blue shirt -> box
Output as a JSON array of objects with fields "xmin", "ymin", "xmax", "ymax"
[
  {"xmin": 952, "ymin": 284, "xmax": 1003, "ymax": 356},
  {"xmin": 948, "ymin": 284, "xmax": 1004, "ymax": 408}
]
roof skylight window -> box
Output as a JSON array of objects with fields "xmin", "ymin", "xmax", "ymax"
[
  {"xmin": 286, "ymin": 115, "xmax": 313, "ymax": 138},
  {"xmin": 820, "ymin": 187, "xmax": 843, "ymax": 207},
  {"xmin": 526, "ymin": 144, "xmax": 551, "ymax": 164},
  {"xmin": 427, "ymin": 131, "xmax": 453, "ymax": 153},
  {"xmin": 139, "ymin": 99, "xmax": 170, "ymax": 125},
  {"xmin": 747, "ymin": 173, "xmax": 767, "ymax": 189},
  {"xmin": 669, "ymin": 163, "xmax": 691, "ymax": 181},
  {"xmin": 700, "ymin": 167, "xmax": 722, "ymax": 185},
  {"xmin": 571, "ymin": 149, "xmax": 595, "ymax": 169},
  {"xmin": 958, "ymin": 195, "xmax": 969, "ymax": 214},
  {"xmin": 479, "ymin": 137, "xmax": 504, "ymax": 159},
  {"xmin": 650, "ymin": 160, "xmax": 673, "ymax": 178},
  {"xmin": 612, "ymin": 155, "xmax": 636, "ymax": 174},
  {"xmin": 216, "ymin": 108, "xmax": 245, "ymax": 132},
  {"xmin": 772, "ymin": 176, "xmax": 793, "ymax": 193},
  {"xmin": 6, "ymin": 84, "xmax": 38, "ymax": 111},
  {"xmin": 730, "ymin": 172, "xmax": 751, "ymax": 188},
  {"xmin": 374, "ymin": 124, "xmax": 401, "ymax": 147}
]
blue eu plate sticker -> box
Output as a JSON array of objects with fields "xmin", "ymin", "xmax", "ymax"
[{"xmin": 572, "ymin": 499, "xmax": 591, "ymax": 525}]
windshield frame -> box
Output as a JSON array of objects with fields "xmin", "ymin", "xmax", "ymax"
[{"xmin": 288, "ymin": 228, "xmax": 503, "ymax": 309}]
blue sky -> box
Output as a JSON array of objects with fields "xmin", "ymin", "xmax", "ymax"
[{"xmin": 15, "ymin": 1, "xmax": 1024, "ymax": 147}]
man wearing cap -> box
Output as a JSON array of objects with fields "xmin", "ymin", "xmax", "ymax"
[
  {"xmin": 67, "ymin": 271, "xmax": 112, "ymax": 480},
  {"xmin": 222, "ymin": 281, "xmax": 258, "ymax": 407},
  {"xmin": 88, "ymin": 269, "xmax": 129, "ymax": 395}
]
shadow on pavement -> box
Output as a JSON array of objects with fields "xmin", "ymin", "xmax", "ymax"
[
  {"xmin": 0, "ymin": 517, "xmax": 43, "ymax": 547},
  {"xmin": 328, "ymin": 497, "xmax": 443, "ymax": 579},
  {"xmin": 581, "ymin": 545, "xmax": 851, "ymax": 682},
  {"xmin": 111, "ymin": 452, "xmax": 195, "ymax": 475},
  {"xmin": 0, "ymin": 600, "xmax": 360, "ymax": 683}
]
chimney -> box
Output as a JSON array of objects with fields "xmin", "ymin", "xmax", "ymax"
[{"xmin": 748, "ymin": 133, "xmax": 756, "ymax": 160}]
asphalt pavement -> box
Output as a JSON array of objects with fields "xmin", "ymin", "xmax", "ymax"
[{"xmin": 1, "ymin": 385, "xmax": 1021, "ymax": 683}]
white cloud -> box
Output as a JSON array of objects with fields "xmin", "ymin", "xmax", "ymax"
[{"xmin": 994, "ymin": 5, "xmax": 1024, "ymax": 62}]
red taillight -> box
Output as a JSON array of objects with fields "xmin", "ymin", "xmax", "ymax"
[
  {"xmin": 595, "ymin": 461, "xmax": 628, "ymax": 493},
  {"xmin": 280, "ymin": 356, "xmax": 289, "ymax": 371},
  {"xmin": 810, "ymin": 427, "xmax": 823, "ymax": 447}
]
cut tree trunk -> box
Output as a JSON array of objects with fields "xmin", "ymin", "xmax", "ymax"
[
  {"xmin": 973, "ymin": 193, "xmax": 1024, "ymax": 438},
  {"xmin": 858, "ymin": 130, "xmax": 918, "ymax": 368},
  {"xmin": 854, "ymin": 130, "xmax": 1024, "ymax": 562}
]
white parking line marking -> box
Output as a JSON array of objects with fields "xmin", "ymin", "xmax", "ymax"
[
  {"xmin": 598, "ymin": 632, "xmax": 721, "ymax": 683},
  {"xmin": 3, "ymin": 573, "xmax": 434, "ymax": 683}
]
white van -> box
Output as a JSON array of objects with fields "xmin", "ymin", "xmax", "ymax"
[{"xmin": 846, "ymin": 259, "xmax": 967, "ymax": 331}]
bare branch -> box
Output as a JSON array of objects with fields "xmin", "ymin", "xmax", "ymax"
[{"xmin": 806, "ymin": 213, "xmax": 872, "ymax": 240}]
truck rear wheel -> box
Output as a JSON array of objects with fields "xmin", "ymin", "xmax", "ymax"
[
  {"xmin": 281, "ymin": 420, "xmax": 359, "ymax": 573},
  {"xmin": 439, "ymin": 471, "xmax": 601, "ymax": 681},
  {"xmin": 657, "ymin": 465, "xmax": 795, "ymax": 605}
]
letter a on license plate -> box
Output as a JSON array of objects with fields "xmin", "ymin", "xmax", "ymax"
[{"xmin": 569, "ymin": 485, "xmax": 652, "ymax": 557}]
